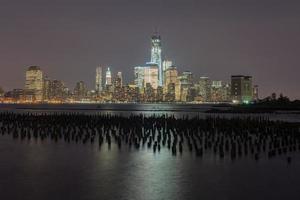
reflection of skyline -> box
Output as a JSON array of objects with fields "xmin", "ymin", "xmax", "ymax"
[
  {"xmin": 3, "ymin": 135, "xmax": 298, "ymax": 200},
  {"xmin": 125, "ymin": 151, "xmax": 183, "ymax": 200}
]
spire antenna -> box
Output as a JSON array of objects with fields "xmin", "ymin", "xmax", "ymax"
[{"xmin": 154, "ymin": 27, "xmax": 159, "ymax": 36}]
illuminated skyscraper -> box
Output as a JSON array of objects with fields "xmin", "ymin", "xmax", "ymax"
[
  {"xmin": 164, "ymin": 66, "xmax": 178, "ymax": 101},
  {"xmin": 162, "ymin": 60, "xmax": 172, "ymax": 72},
  {"xmin": 182, "ymin": 71, "xmax": 193, "ymax": 85},
  {"xmin": 164, "ymin": 66, "xmax": 178, "ymax": 87},
  {"xmin": 134, "ymin": 64, "xmax": 159, "ymax": 90},
  {"xmin": 49, "ymin": 80, "xmax": 67, "ymax": 100},
  {"xmin": 231, "ymin": 75, "xmax": 253, "ymax": 103},
  {"xmin": 144, "ymin": 63, "xmax": 159, "ymax": 90},
  {"xmin": 134, "ymin": 66, "xmax": 145, "ymax": 90},
  {"xmin": 196, "ymin": 77, "xmax": 212, "ymax": 102},
  {"xmin": 162, "ymin": 60, "xmax": 172, "ymax": 89},
  {"xmin": 25, "ymin": 66, "xmax": 44, "ymax": 101},
  {"xmin": 175, "ymin": 71, "xmax": 193, "ymax": 102},
  {"xmin": 117, "ymin": 72, "xmax": 123, "ymax": 87},
  {"xmin": 150, "ymin": 33, "xmax": 162, "ymax": 86},
  {"xmin": 211, "ymin": 80, "xmax": 223, "ymax": 102},
  {"xmin": 105, "ymin": 67, "xmax": 112, "ymax": 86},
  {"xmin": 210, "ymin": 80, "xmax": 231, "ymax": 102},
  {"xmin": 112, "ymin": 72, "xmax": 124, "ymax": 101},
  {"xmin": 95, "ymin": 67, "xmax": 103, "ymax": 94},
  {"xmin": 43, "ymin": 76, "xmax": 51, "ymax": 101},
  {"xmin": 175, "ymin": 76, "xmax": 184, "ymax": 101}
]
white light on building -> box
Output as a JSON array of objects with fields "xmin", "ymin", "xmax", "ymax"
[
  {"xmin": 105, "ymin": 67, "xmax": 112, "ymax": 86},
  {"xmin": 150, "ymin": 34, "xmax": 162, "ymax": 86}
]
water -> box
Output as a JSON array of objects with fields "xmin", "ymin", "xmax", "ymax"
[
  {"xmin": 1, "ymin": 104, "xmax": 300, "ymax": 200},
  {"xmin": 1, "ymin": 103, "xmax": 300, "ymax": 122},
  {"xmin": 0, "ymin": 136, "xmax": 299, "ymax": 200}
]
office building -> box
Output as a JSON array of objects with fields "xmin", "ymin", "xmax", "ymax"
[
  {"xmin": 134, "ymin": 63, "xmax": 159, "ymax": 90},
  {"xmin": 134, "ymin": 66, "xmax": 145, "ymax": 90},
  {"xmin": 164, "ymin": 66, "xmax": 178, "ymax": 101},
  {"xmin": 95, "ymin": 67, "xmax": 103, "ymax": 94},
  {"xmin": 195, "ymin": 77, "xmax": 212, "ymax": 102},
  {"xmin": 231, "ymin": 75, "xmax": 253, "ymax": 103},
  {"xmin": 105, "ymin": 67, "xmax": 112, "ymax": 86},
  {"xmin": 25, "ymin": 66, "xmax": 44, "ymax": 102},
  {"xmin": 144, "ymin": 63, "xmax": 159, "ymax": 90},
  {"xmin": 74, "ymin": 81, "xmax": 87, "ymax": 100},
  {"xmin": 150, "ymin": 33, "xmax": 162, "ymax": 86}
]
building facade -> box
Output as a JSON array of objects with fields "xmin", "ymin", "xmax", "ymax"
[
  {"xmin": 195, "ymin": 77, "xmax": 212, "ymax": 102},
  {"xmin": 105, "ymin": 67, "xmax": 112, "ymax": 86},
  {"xmin": 134, "ymin": 66, "xmax": 145, "ymax": 90},
  {"xmin": 74, "ymin": 81, "xmax": 87, "ymax": 100},
  {"xmin": 25, "ymin": 66, "xmax": 44, "ymax": 102},
  {"xmin": 162, "ymin": 60, "xmax": 172, "ymax": 72},
  {"xmin": 144, "ymin": 63, "xmax": 159, "ymax": 90},
  {"xmin": 150, "ymin": 34, "xmax": 162, "ymax": 86},
  {"xmin": 231, "ymin": 75, "xmax": 253, "ymax": 103},
  {"xmin": 134, "ymin": 63, "xmax": 159, "ymax": 91},
  {"xmin": 95, "ymin": 67, "xmax": 103, "ymax": 94}
]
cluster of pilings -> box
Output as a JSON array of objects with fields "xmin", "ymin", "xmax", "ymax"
[{"xmin": 0, "ymin": 112, "xmax": 299, "ymax": 163}]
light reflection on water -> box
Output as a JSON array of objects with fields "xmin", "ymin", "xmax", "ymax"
[
  {"xmin": 0, "ymin": 104, "xmax": 300, "ymax": 199},
  {"xmin": 0, "ymin": 136, "xmax": 300, "ymax": 200}
]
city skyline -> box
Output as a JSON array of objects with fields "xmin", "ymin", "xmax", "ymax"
[
  {"xmin": 0, "ymin": 33, "xmax": 292, "ymax": 103},
  {"xmin": 1, "ymin": 2, "xmax": 300, "ymax": 199},
  {"xmin": 0, "ymin": 32, "xmax": 260, "ymax": 104},
  {"xmin": 1, "ymin": 0, "xmax": 300, "ymax": 99}
]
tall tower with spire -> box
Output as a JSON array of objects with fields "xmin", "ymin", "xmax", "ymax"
[
  {"xmin": 105, "ymin": 67, "xmax": 112, "ymax": 86},
  {"xmin": 150, "ymin": 32, "xmax": 163, "ymax": 86}
]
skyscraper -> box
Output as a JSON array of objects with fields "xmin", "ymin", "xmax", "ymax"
[
  {"xmin": 117, "ymin": 72, "xmax": 123, "ymax": 87},
  {"xmin": 211, "ymin": 80, "xmax": 223, "ymax": 102},
  {"xmin": 150, "ymin": 33, "xmax": 162, "ymax": 86},
  {"xmin": 74, "ymin": 81, "xmax": 87, "ymax": 100},
  {"xmin": 105, "ymin": 67, "xmax": 112, "ymax": 86},
  {"xmin": 112, "ymin": 72, "xmax": 124, "ymax": 101},
  {"xmin": 231, "ymin": 75, "xmax": 253, "ymax": 103},
  {"xmin": 162, "ymin": 60, "xmax": 172, "ymax": 90},
  {"xmin": 162, "ymin": 60, "xmax": 172, "ymax": 72},
  {"xmin": 175, "ymin": 71, "xmax": 194, "ymax": 102},
  {"xmin": 182, "ymin": 71, "xmax": 193, "ymax": 85},
  {"xmin": 49, "ymin": 80, "xmax": 67, "ymax": 100},
  {"xmin": 95, "ymin": 67, "xmax": 103, "ymax": 94},
  {"xmin": 134, "ymin": 66, "xmax": 145, "ymax": 90},
  {"xmin": 25, "ymin": 66, "xmax": 44, "ymax": 101},
  {"xmin": 164, "ymin": 66, "xmax": 178, "ymax": 100},
  {"xmin": 144, "ymin": 63, "xmax": 159, "ymax": 90},
  {"xmin": 196, "ymin": 77, "xmax": 212, "ymax": 102},
  {"xmin": 134, "ymin": 64, "xmax": 159, "ymax": 90},
  {"xmin": 164, "ymin": 66, "xmax": 178, "ymax": 87}
]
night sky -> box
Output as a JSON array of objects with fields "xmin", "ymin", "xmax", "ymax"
[{"xmin": 0, "ymin": 0, "xmax": 300, "ymax": 99}]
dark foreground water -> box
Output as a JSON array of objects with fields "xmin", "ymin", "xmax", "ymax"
[
  {"xmin": 0, "ymin": 136, "xmax": 299, "ymax": 200},
  {"xmin": 1, "ymin": 104, "xmax": 300, "ymax": 200}
]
